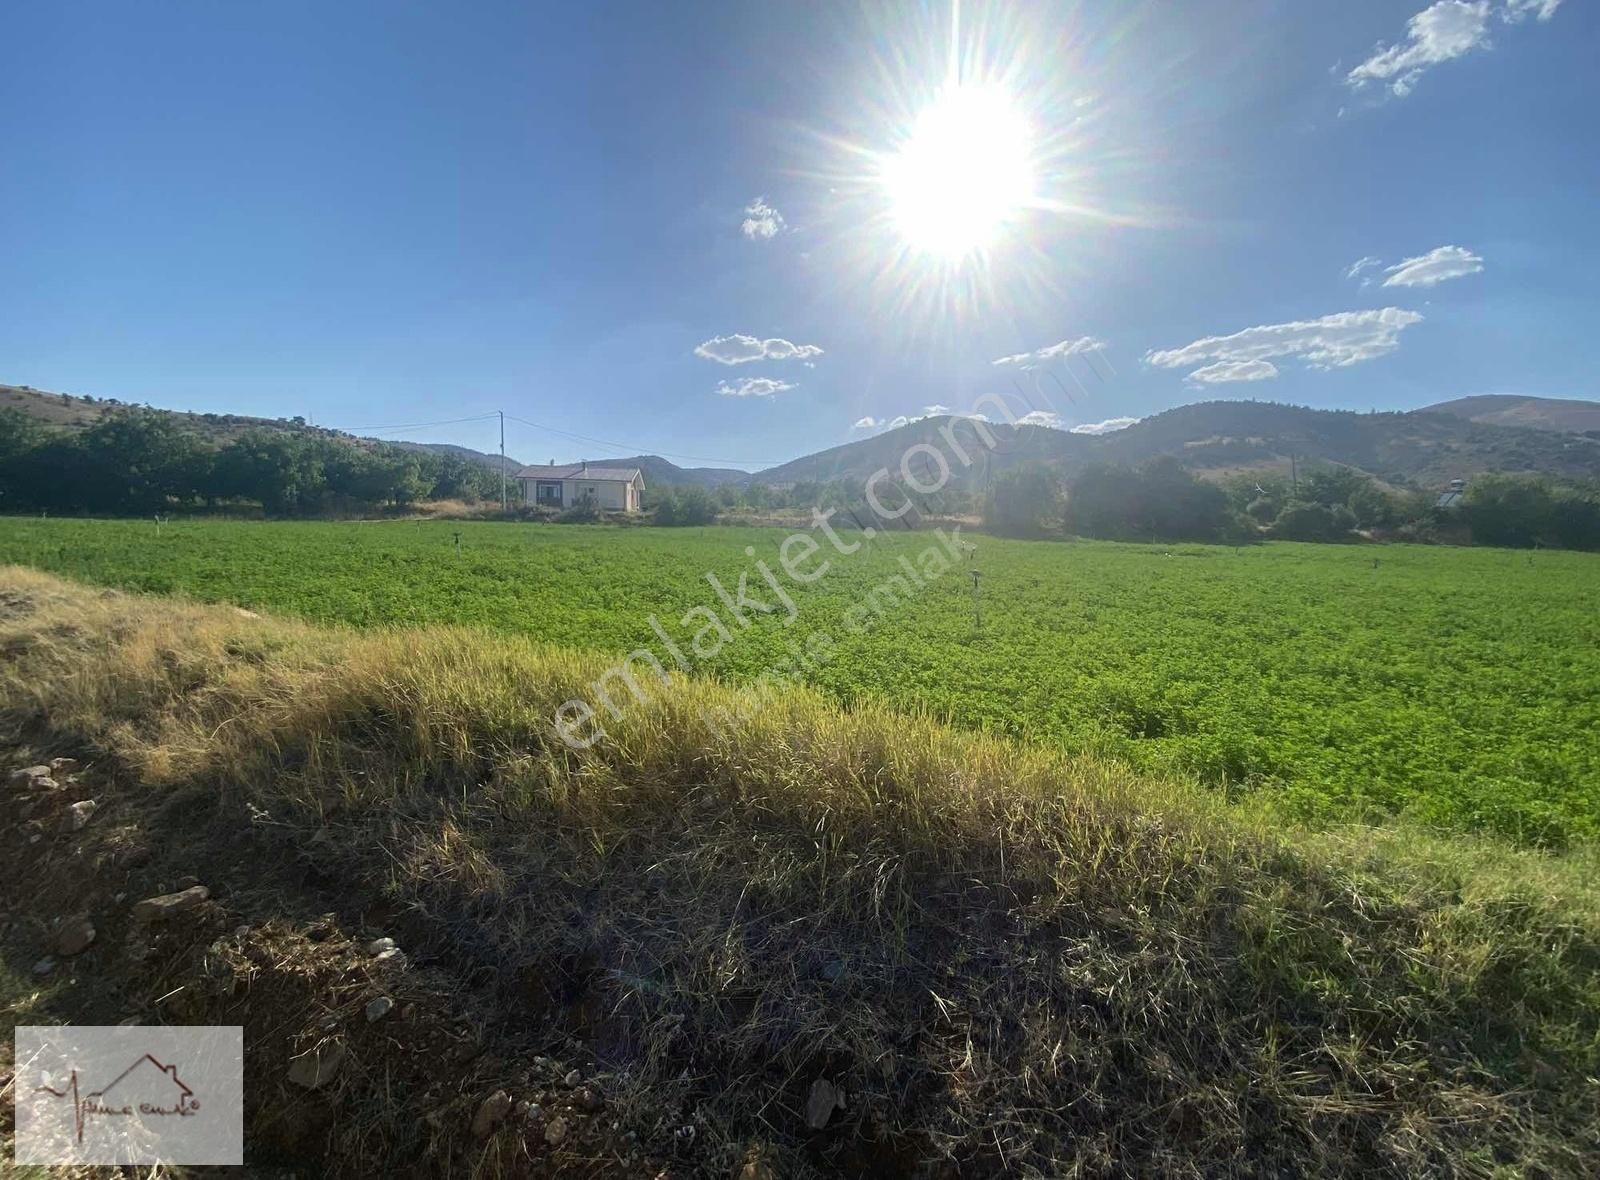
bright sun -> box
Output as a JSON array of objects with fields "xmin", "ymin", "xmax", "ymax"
[{"xmin": 882, "ymin": 85, "xmax": 1035, "ymax": 260}]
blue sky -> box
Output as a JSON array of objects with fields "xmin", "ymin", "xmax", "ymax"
[{"xmin": 3, "ymin": 1, "xmax": 1595, "ymax": 470}]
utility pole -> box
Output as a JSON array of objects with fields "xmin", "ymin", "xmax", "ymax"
[{"xmin": 499, "ymin": 410, "xmax": 507, "ymax": 512}]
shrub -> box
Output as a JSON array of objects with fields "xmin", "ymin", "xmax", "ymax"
[{"xmin": 1272, "ymin": 501, "xmax": 1351, "ymax": 542}]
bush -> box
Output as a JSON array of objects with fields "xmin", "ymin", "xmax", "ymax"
[
  {"xmin": 557, "ymin": 496, "xmax": 602, "ymax": 523},
  {"xmin": 1272, "ymin": 501, "xmax": 1352, "ymax": 542},
  {"xmin": 650, "ymin": 486, "xmax": 715, "ymax": 527}
]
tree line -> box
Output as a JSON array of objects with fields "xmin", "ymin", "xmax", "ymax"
[
  {"xmin": 0, "ymin": 406, "xmax": 503, "ymax": 516},
  {"xmin": 982, "ymin": 456, "xmax": 1600, "ymax": 551}
]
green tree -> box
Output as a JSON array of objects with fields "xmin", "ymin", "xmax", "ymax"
[{"xmin": 984, "ymin": 465, "xmax": 1061, "ymax": 538}]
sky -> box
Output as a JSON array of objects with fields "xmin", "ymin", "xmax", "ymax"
[{"xmin": 3, "ymin": 1, "xmax": 1596, "ymax": 471}]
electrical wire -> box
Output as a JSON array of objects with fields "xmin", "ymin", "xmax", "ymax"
[{"xmin": 329, "ymin": 413, "xmax": 500, "ymax": 434}]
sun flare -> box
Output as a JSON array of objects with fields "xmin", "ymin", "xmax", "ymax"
[{"xmin": 881, "ymin": 85, "xmax": 1035, "ymax": 259}]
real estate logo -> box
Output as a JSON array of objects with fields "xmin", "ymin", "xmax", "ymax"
[{"xmin": 14, "ymin": 1026, "xmax": 243, "ymax": 1165}]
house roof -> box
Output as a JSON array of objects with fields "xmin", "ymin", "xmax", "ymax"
[{"xmin": 513, "ymin": 463, "xmax": 642, "ymax": 483}]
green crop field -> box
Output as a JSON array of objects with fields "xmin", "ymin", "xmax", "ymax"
[{"xmin": 2, "ymin": 516, "xmax": 1596, "ymax": 845}]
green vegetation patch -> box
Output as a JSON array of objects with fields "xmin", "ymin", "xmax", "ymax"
[{"xmin": 1, "ymin": 517, "xmax": 1596, "ymax": 845}]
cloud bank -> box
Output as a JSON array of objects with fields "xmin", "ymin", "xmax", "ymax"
[
  {"xmin": 1147, "ymin": 309, "xmax": 1424, "ymax": 381},
  {"xmin": 694, "ymin": 334, "xmax": 823, "ymax": 365},
  {"xmin": 1380, "ymin": 245, "xmax": 1484, "ymax": 287},
  {"xmin": 1069, "ymin": 416, "xmax": 1140, "ymax": 434},
  {"xmin": 716, "ymin": 377, "xmax": 795, "ymax": 398},
  {"xmin": 992, "ymin": 336, "xmax": 1107, "ymax": 369},
  {"xmin": 1346, "ymin": 0, "xmax": 1562, "ymax": 97}
]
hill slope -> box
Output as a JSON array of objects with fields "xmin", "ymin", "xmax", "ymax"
[
  {"xmin": 579, "ymin": 454, "xmax": 750, "ymax": 488},
  {"xmin": 11, "ymin": 380, "xmax": 1600, "ymax": 495},
  {"xmin": 1422, "ymin": 394, "xmax": 1600, "ymax": 435},
  {"xmin": 754, "ymin": 401, "xmax": 1600, "ymax": 489},
  {"xmin": 1, "ymin": 383, "xmax": 526, "ymax": 473}
]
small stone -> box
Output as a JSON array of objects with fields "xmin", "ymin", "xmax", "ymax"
[
  {"xmin": 175, "ymin": 874, "xmax": 200, "ymax": 890},
  {"xmin": 365, "ymin": 996, "xmax": 394, "ymax": 1022},
  {"xmin": 364, "ymin": 937, "xmax": 396, "ymax": 956},
  {"xmin": 472, "ymin": 1089, "xmax": 512, "ymax": 1137},
  {"xmin": 805, "ymin": 1078, "xmax": 845, "ymax": 1130},
  {"xmin": 56, "ymin": 916, "xmax": 96, "ymax": 957},
  {"xmin": 49, "ymin": 757, "xmax": 81, "ymax": 776},
  {"xmin": 67, "ymin": 799, "xmax": 97, "ymax": 830},
  {"xmin": 562, "ymin": 1068, "xmax": 582, "ymax": 1088},
  {"xmin": 524, "ymin": 1102, "xmax": 544, "ymax": 1124},
  {"xmin": 576, "ymin": 1086, "xmax": 604, "ymax": 1113},
  {"xmin": 10, "ymin": 765, "xmax": 52, "ymax": 787},
  {"xmin": 31, "ymin": 956, "xmax": 56, "ymax": 976},
  {"xmin": 373, "ymin": 948, "xmax": 405, "ymax": 966},
  {"xmin": 544, "ymin": 1116, "xmax": 570, "ymax": 1146},
  {"xmin": 287, "ymin": 1040, "xmax": 347, "ymax": 1090},
  {"xmin": 131, "ymin": 885, "xmax": 210, "ymax": 923}
]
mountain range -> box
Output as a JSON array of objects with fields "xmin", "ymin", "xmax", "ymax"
[{"xmin": 7, "ymin": 382, "xmax": 1599, "ymax": 494}]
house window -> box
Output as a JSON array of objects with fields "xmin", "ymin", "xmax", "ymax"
[{"xmin": 534, "ymin": 481, "xmax": 563, "ymax": 506}]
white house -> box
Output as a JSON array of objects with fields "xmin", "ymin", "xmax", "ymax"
[{"xmin": 515, "ymin": 462, "xmax": 644, "ymax": 512}]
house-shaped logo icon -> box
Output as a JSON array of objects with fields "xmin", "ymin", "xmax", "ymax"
[{"xmin": 35, "ymin": 1053, "xmax": 200, "ymax": 1144}]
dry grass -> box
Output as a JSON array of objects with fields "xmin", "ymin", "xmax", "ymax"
[{"xmin": 1, "ymin": 565, "xmax": 1597, "ymax": 1177}]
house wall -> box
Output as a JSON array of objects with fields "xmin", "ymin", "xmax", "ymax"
[
  {"xmin": 567, "ymin": 480, "xmax": 628, "ymax": 509},
  {"xmin": 518, "ymin": 477, "xmax": 643, "ymax": 511}
]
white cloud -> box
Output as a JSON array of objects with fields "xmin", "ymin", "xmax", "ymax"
[
  {"xmin": 851, "ymin": 416, "xmax": 878, "ymax": 430},
  {"xmin": 991, "ymin": 336, "xmax": 1107, "ymax": 369},
  {"xmin": 1147, "ymin": 309, "xmax": 1424, "ymax": 380},
  {"xmin": 886, "ymin": 415, "xmax": 910, "ymax": 430},
  {"xmin": 740, "ymin": 197, "xmax": 786, "ymax": 241},
  {"xmin": 694, "ymin": 334, "xmax": 823, "ymax": 365},
  {"xmin": 1347, "ymin": 1, "xmax": 1492, "ymax": 96},
  {"xmin": 1016, "ymin": 410, "xmax": 1066, "ymax": 429},
  {"xmin": 1503, "ymin": 0, "xmax": 1562, "ymax": 22},
  {"xmin": 717, "ymin": 377, "xmax": 795, "ymax": 398},
  {"xmin": 921, "ymin": 404, "xmax": 952, "ymax": 416},
  {"xmin": 1345, "ymin": 256, "xmax": 1383, "ymax": 281},
  {"xmin": 1380, "ymin": 244, "xmax": 1484, "ymax": 287},
  {"xmin": 1069, "ymin": 416, "xmax": 1140, "ymax": 435},
  {"xmin": 1187, "ymin": 359, "xmax": 1281, "ymax": 385}
]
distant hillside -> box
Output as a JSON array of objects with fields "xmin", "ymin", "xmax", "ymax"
[
  {"xmin": 752, "ymin": 401, "xmax": 1600, "ymax": 490},
  {"xmin": 1421, "ymin": 394, "xmax": 1600, "ymax": 436},
  {"xmin": 1, "ymin": 383, "xmax": 524, "ymax": 473},
  {"xmin": 391, "ymin": 440, "xmax": 525, "ymax": 475},
  {"xmin": 10, "ymin": 381, "xmax": 1599, "ymax": 497},
  {"xmin": 1094, "ymin": 401, "xmax": 1600, "ymax": 486},
  {"xmin": 754, "ymin": 417, "xmax": 1081, "ymax": 487},
  {"xmin": 579, "ymin": 454, "xmax": 749, "ymax": 489}
]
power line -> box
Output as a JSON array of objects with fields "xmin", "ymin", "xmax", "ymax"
[
  {"xmin": 330, "ymin": 413, "xmax": 500, "ymax": 434},
  {"xmin": 504, "ymin": 414, "xmax": 776, "ymax": 469}
]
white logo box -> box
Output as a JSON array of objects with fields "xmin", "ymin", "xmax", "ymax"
[{"xmin": 14, "ymin": 1025, "xmax": 243, "ymax": 1165}]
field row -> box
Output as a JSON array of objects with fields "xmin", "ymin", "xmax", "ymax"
[{"xmin": 2, "ymin": 517, "xmax": 1595, "ymax": 844}]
